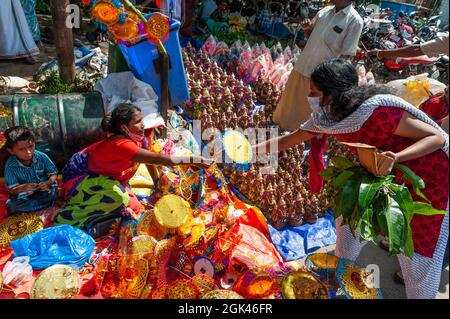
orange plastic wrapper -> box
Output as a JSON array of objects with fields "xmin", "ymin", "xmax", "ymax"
[
  {"xmin": 228, "ymin": 192, "xmax": 269, "ymax": 238},
  {"xmin": 213, "ymin": 222, "xmax": 283, "ymax": 273}
]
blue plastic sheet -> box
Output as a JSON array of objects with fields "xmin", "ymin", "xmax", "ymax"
[
  {"xmin": 268, "ymin": 211, "xmax": 337, "ymax": 261},
  {"xmin": 10, "ymin": 225, "xmax": 95, "ymax": 270}
]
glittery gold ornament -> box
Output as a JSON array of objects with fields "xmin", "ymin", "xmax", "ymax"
[
  {"xmin": 145, "ymin": 13, "xmax": 170, "ymax": 44},
  {"xmin": 118, "ymin": 257, "xmax": 149, "ymax": 299},
  {"xmin": 0, "ymin": 213, "xmax": 43, "ymax": 248},
  {"xmin": 0, "ymin": 103, "xmax": 12, "ymax": 118},
  {"xmin": 167, "ymin": 279, "xmax": 199, "ymax": 299},
  {"xmin": 136, "ymin": 209, "xmax": 167, "ymax": 240},
  {"xmin": 192, "ymin": 274, "xmax": 215, "ymax": 294},
  {"xmin": 151, "ymin": 283, "xmax": 170, "ymax": 299}
]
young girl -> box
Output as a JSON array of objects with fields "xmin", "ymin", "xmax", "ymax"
[
  {"xmin": 255, "ymin": 59, "xmax": 448, "ymax": 299},
  {"xmin": 4, "ymin": 126, "xmax": 58, "ymax": 214},
  {"xmin": 55, "ymin": 103, "xmax": 209, "ymax": 230}
]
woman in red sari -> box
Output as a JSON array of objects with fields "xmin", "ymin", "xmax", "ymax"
[
  {"xmin": 56, "ymin": 103, "xmax": 208, "ymax": 230},
  {"xmin": 255, "ymin": 59, "xmax": 449, "ymax": 299}
]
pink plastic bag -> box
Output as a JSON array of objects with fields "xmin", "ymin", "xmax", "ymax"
[{"xmin": 202, "ymin": 35, "xmax": 218, "ymax": 56}]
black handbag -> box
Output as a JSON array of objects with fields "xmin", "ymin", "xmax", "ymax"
[{"xmin": 83, "ymin": 210, "xmax": 123, "ymax": 239}]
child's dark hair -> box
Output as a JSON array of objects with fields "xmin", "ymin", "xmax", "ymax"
[
  {"xmin": 101, "ymin": 103, "xmax": 141, "ymax": 134},
  {"xmin": 4, "ymin": 126, "xmax": 35, "ymax": 149}
]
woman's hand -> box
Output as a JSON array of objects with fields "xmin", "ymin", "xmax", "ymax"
[{"xmin": 377, "ymin": 151, "xmax": 397, "ymax": 176}]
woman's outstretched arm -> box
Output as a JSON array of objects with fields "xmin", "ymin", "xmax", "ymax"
[
  {"xmin": 132, "ymin": 149, "xmax": 210, "ymax": 168},
  {"xmin": 253, "ymin": 128, "xmax": 316, "ymax": 155}
]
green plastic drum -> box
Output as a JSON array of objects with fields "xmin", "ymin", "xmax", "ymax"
[{"xmin": 0, "ymin": 93, "xmax": 106, "ymax": 175}]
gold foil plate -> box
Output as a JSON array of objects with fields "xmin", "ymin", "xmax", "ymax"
[
  {"xmin": 282, "ymin": 271, "xmax": 329, "ymax": 299},
  {"xmin": 201, "ymin": 289, "xmax": 244, "ymax": 299},
  {"xmin": 31, "ymin": 265, "xmax": 81, "ymax": 299},
  {"xmin": 154, "ymin": 194, "xmax": 190, "ymax": 229},
  {"xmin": 222, "ymin": 130, "xmax": 252, "ymax": 163}
]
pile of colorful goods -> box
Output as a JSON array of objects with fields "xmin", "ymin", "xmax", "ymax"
[
  {"xmin": 200, "ymin": 36, "xmax": 300, "ymax": 88},
  {"xmin": 181, "ymin": 45, "xmax": 275, "ymax": 124},
  {"xmin": 0, "ymin": 147, "xmax": 384, "ymax": 300}
]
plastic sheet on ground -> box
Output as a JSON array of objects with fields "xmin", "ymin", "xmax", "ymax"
[
  {"xmin": 10, "ymin": 225, "xmax": 95, "ymax": 270},
  {"xmin": 35, "ymin": 47, "xmax": 108, "ymax": 78},
  {"xmin": 268, "ymin": 211, "xmax": 336, "ymax": 261}
]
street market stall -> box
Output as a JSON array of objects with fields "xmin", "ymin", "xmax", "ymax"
[{"xmin": 0, "ymin": 0, "xmax": 447, "ymax": 301}]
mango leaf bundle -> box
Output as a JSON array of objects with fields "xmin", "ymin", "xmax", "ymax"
[{"xmin": 320, "ymin": 156, "xmax": 446, "ymax": 257}]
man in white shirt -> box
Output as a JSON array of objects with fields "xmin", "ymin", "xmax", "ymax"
[{"xmin": 273, "ymin": 0, "xmax": 363, "ymax": 131}]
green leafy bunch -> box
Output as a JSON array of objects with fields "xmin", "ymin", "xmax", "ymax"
[
  {"xmin": 35, "ymin": 71, "xmax": 103, "ymax": 94},
  {"xmin": 320, "ymin": 156, "xmax": 446, "ymax": 258},
  {"xmin": 35, "ymin": 71, "xmax": 74, "ymax": 94}
]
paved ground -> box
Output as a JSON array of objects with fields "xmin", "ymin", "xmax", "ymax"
[{"xmin": 299, "ymin": 242, "xmax": 449, "ymax": 299}]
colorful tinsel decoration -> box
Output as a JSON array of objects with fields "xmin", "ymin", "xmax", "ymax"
[{"xmin": 81, "ymin": 0, "xmax": 170, "ymax": 46}]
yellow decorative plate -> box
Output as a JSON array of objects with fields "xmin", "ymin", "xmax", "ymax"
[
  {"xmin": 282, "ymin": 271, "xmax": 329, "ymax": 299},
  {"xmin": 201, "ymin": 289, "xmax": 244, "ymax": 299},
  {"xmin": 222, "ymin": 130, "xmax": 252, "ymax": 164},
  {"xmin": 0, "ymin": 213, "xmax": 44, "ymax": 248},
  {"xmin": 154, "ymin": 194, "xmax": 191, "ymax": 229},
  {"xmin": 30, "ymin": 265, "xmax": 81, "ymax": 299}
]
